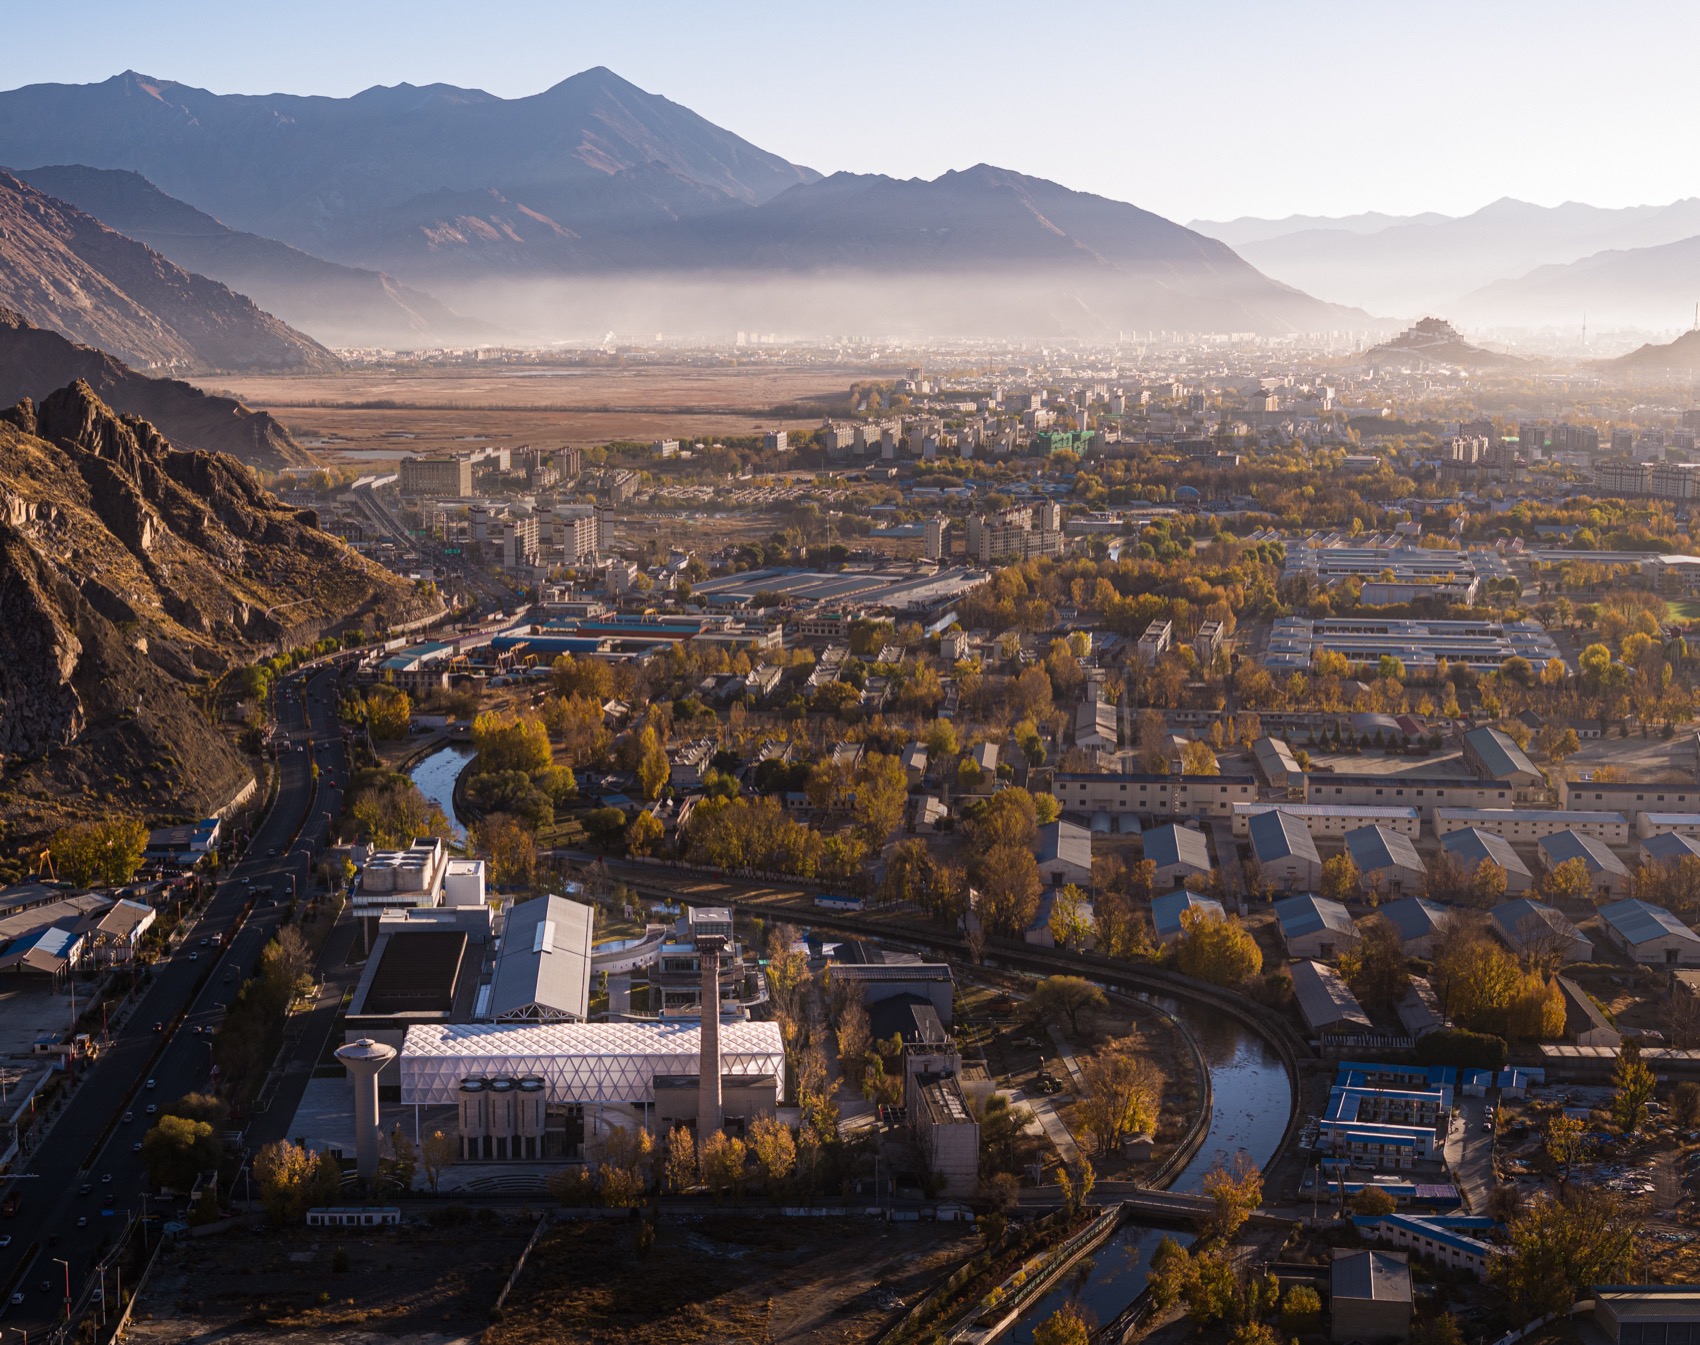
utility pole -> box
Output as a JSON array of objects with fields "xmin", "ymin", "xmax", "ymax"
[{"xmin": 51, "ymin": 1256, "xmax": 69, "ymax": 1323}]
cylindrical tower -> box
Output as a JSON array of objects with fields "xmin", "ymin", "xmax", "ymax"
[
  {"xmin": 697, "ymin": 936, "xmax": 725, "ymax": 1137},
  {"xmin": 335, "ymin": 1038, "xmax": 397, "ymax": 1184}
]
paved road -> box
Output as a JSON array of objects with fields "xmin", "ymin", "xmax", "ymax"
[{"xmin": 0, "ymin": 665, "xmax": 348, "ymax": 1339}]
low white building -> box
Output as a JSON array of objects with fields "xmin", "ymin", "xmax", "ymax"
[
  {"xmin": 1250, "ymin": 810, "xmax": 1323, "ymax": 892},
  {"xmin": 1433, "ymin": 808, "xmax": 1629, "ymax": 846},
  {"xmin": 1598, "ymin": 900, "xmax": 1700, "ymax": 967}
]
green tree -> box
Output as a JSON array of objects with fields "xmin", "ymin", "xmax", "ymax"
[
  {"xmin": 49, "ymin": 818, "xmax": 149, "ymax": 887},
  {"xmin": 141, "ymin": 1115, "xmax": 222, "ymax": 1191}
]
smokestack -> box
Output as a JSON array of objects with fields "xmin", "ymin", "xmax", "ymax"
[
  {"xmin": 689, "ymin": 908, "xmax": 734, "ymax": 1137},
  {"xmin": 697, "ymin": 935, "xmax": 724, "ymax": 1137},
  {"xmin": 336, "ymin": 1038, "xmax": 397, "ymax": 1184}
]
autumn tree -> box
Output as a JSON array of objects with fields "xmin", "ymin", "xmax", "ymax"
[
  {"xmin": 665, "ymin": 1125, "xmax": 699, "ymax": 1192},
  {"xmin": 1076, "ymin": 1042, "xmax": 1163, "ymax": 1156},
  {"xmin": 1180, "ymin": 740, "xmax": 1219, "ymax": 776},
  {"xmin": 1544, "ymin": 1113, "xmax": 1588, "ymax": 1187},
  {"xmin": 748, "ymin": 1116, "xmax": 797, "ymax": 1198},
  {"xmin": 1028, "ymin": 976, "xmax": 1108, "ymax": 1036},
  {"xmin": 252, "ymin": 1140, "xmax": 342, "ymax": 1223},
  {"xmin": 699, "ymin": 1131, "xmax": 747, "ymax": 1201},
  {"xmin": 366, "ymin": 686, "xmax": 412, "ymax": 740},
  {"xmin": 635, "ymin": 725, "xmax": 670, "ymax": 801},
  {"xmin": 1320, "ymin": 851, "xmax": 1361, "ymax": 904},
  {"xmin": 1048, "ymin": 884, "xmax": 1095, "ymax": 952},
  {"xmin": 1201, "ymin": 1152, "xmax": 1263, "ymax": 1239},
  {"xmin": 469, "ymin": 813, "xmax": 538, "ymax": 889},
  {"xmin": 421, "ymin": 1130, "xmax": 455, "ymax": 1193},
  {"xmin": 1033, "ymin": 1302, "xmax": 1092, "ymax": 1345},
  {"xmin": 1174, "ymin": 908, "xmax": 1263, "ymax": 986},
  {"xmin": 1540, "ymin": 857, "xmax": 1596, "ymax": 909},
  {"xmin": 625, "ymin": 810, "xmax": 666, "ymax": 857},
  {"xmin": 142, "ymin": 1115, "xmax": 222, "ymax": 1192},
  {"xmin": 1339, "ymin": 916, "xmax": 1411, "ymax": 1013},
  {"xmin": 1492, "ymin": 1187, "xmax": 1639, "ymax": 1318},
  {"xmin": 1611, "ymin": 1039, "xmax": 1656, "ymax": 1134}
]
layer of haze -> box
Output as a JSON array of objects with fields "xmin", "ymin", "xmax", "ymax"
[{"xmin": 8, "ymin": 0, "xmax": 1700, "ymax": 223}]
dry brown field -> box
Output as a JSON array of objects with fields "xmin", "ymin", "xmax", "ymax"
[{"xmin": 200, "ymin": 362, "xmax": 885, "ymax": 464}]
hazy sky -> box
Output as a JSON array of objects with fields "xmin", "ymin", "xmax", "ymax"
[{"xmin": 6, "ymin": 0, "xmax": 1698, "ymax": 223}]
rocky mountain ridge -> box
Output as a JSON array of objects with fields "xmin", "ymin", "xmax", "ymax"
[
  {"xmin": 0, "ymin": 381, "xmax": 435, "ymax": 829},
  {"xmin": 0, "ymin": 170, "xmax": 338, "ymax": 372}
]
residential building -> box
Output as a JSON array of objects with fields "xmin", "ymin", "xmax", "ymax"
[
  {"xmin": 1536, "ymin": 830, "xmax": 1630, "ymax": 901},
  {"xmin": 1234, "ymin": 803, "xmax": 1420, "ymax": 840},
  {"xmin": 399, "ymin": 455, "xmax": 473, "ymax": 497},
  {"xmin": 1143, "ymin": 824, "xmax": 1213, "ymax": 890},
  {"xmin": 1560, "ymin": 778, "xmax": 1700, "ymax": 826},
  {"xmin": 1374, "ymin": 897, "xmax": 1452, "ymax": 958},
  {"xmin": 1593, "ymin": 1286, "xmax": 1700, "ymax": 1344},
  {"xmin": 1432, "ymin": 808, "xmax": 1628, "ymax": 845},
  {"xmin": 1306, "ymin": 773, "xmax": 1514, "ymax": 819},
  {"xmin": 1353, "ymin": 1214, "xmax": 1491, "ymax": 1280},
  {"xmin": 1251, "ymin": 811, "xmax": 1324, "ymax": 892},
  {"xmin": 1598, "ymin": 900, "xmax": 1700, "ymax": 967},
  {"xmin": 923, "ymin": 516, "xmax": 949, "ymax": 561},
  {"xmin": 1440, "ymin": 828, "xmax": 1533, "ymax": 892},
  {"xmin": 1489, "ymin": 898, "xmax": 1593, "ymax": 965},
  {"xmin": 1035, "ymin": 821, "xmax": 1093, "ymax": 889},
  {"xmin": 1055, "ymin": 772, "xmax": 1257, "ymax": 821},
  {"xmin": 1136, "ymin": 619, "xmax": 1173, "ymax": 665},
  {"xmin": 1557, "ymin": 976, "xmax": 1620, "ymax": 1047},
  {"xmin": 1150, "ymin": 890, "xmax": 1226, "ymax": 945},
  {"xmin": 1072, "ymin": 699, "xmax": 1118, "ymax": 752},
  {"xmin": 1639, "ymin": 830, "xmax": 1700, "ymax": 868},
  {"xmin": 1193, "ymin": 619, "xmax": 1226, "ymax": 667},
  {"xmin": 1276, "ymin": 894, "xmax": 1359, "ymax": 959},
  {"xmin": 1291, "ymin": 959, "xmax": 1372, "ymax": 1034},
  {"xmin": 1330, "ymin": 1251, "xmax": 1413, "ymax": 1343},
  {"xmin": 1345, "ymin": 826, "xmax": 1426, "ymax": 897},
  {"xmin": 1253, "ymin": 737, "xmax": 1306, "ymax": 792},
  {"xmin": 1461, "ymin": 726, "xmax": 1543, "ymax": 794}
]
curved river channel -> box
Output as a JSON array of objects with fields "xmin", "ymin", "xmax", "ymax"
[
  {"xmin": 1006, "ymin": 998, "xmax": 1294, "ymax": 1341},
  {"xmin": 408, "ymin": 743, "xmax": 475, "ymax": 841}
]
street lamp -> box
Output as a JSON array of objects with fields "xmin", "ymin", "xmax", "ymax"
[{"xmin": 50, "ymin": 1256, "xmax": 69, "ymax": 1322}]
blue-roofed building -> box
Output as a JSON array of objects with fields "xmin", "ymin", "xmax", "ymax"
[
  {"xmin": 1151, "ymin": 890, "xmax": 1226, "ymax": 945},
  {"xmin": 1489, "ymin": 897, "xmax": 1592, "ymax": 964},
  {"xmin": 1375, "ymin": 897, "xmax": 1454, "ymax": 958},
  {"xmin": 1345, "ymin": 825, "xmax": 1426, "ymax": 897},
  {"xmin": 1639, "ymin": 830, "xmax": 1700, "ymax": 868},
  {"xmin": 1353, "ymin": 1212, "xmax": 1493, "ymax": 1279},
  {"xmin": 1537, "ymin": 830, "xmax": 1630, "ymax": 901},
  {"xmin": 1598, "ymin": 899, "xmax": 1700, "ymax": 967},
  {"xmin": 1249, "ymin": 809, "xmax": 1322, "ymax": 892},
  {"xmin": 1275, "ymin": 894, "xmax": 1360, "ymax": 960},
  {"xmin": 1143, "ymin": 824, "xmax": 1213, "ymax": 890},
  {"xmin": 1440, "ymin": 826, "xmax": 1533, "ymax": 892}
]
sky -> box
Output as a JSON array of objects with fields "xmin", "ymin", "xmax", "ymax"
[{"xmin": 3, "ymin": 0, "xmax": 1698, "ymax": 223}]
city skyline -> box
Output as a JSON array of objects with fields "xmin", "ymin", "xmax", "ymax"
[{"xmin": 7, "ymin": 0, "xmax": 1700, "ymax": 224}]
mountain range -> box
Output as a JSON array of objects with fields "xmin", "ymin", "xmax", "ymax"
[
  {"xmin": 0, "ymin": 308, "xmax": 312, "ymax": 469},
  {"xmin": 0, "ymin": 69, "xmax": 1362, "ymax": 339},
  {"xmin": 1194, "ymin": 198, "xmax": 1700, "ymax": 326},
  {"xmin": 0, "ymin": 380, "xmax": 433, "ymax": 830},
  {"xmin": 13, "ymin": 165, "xmax": 485, "ymax": 349},
  {"xmin": 0, "ymin": 169, "xmax": 338, "ymax": 371}
]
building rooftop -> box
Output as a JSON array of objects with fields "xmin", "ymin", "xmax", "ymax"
[
  {"xmin": 1538, "ymin": 830, "xmax": 1630, "ymax": 877},
  {"xmin": 1441, "ymin": 827, "xmax": 1532, "ymax": 878},
  {"xmin": 1464, "ymin": 725, "xmax": 1541, "ymax": 782},
  {"xmin": 1377, "ymin": 897, "xmax": 1452, "ymax": 944},
  {"xmin": 1250, "ymin": 808, "xmax": 1320, "ymax": 865},
  {"xmin": 1599, "ymin": 899, "xmax": 1700, "ymax": 948},
  {"xmin": 1143, "ymin": 824, "xmax": 1212, "ymax": 874},
  {"xmin": 1332, "ymin": 1250, "xmax": 1413, "ymax": 1304},
  {"xmin": 1345, "ymin": 824, "xmax": 1424, "ymax": 876},
  {"xmin": 487, "ymin": 895, "xmax": 594, "ymax": 1023},
  {"xmin": 1291, "ymin": 960, "xmax": 1371, "ymax": 1032},
  {"xmin": 1642, "ymin": 831, "xmax": 1700, "ymax": 864},
  {"xmin": 362, "ymin": 930, "xmax": 469, "ymax": 1016},
  {"xmin": 1151, "ymin": 890, "xmax": 1226, "ymax": 941},
  {"xmin": 1276, "ymin": 893, "xmax": 1356, "ymax": 940},
  {"xmin": 1490, "ymin": 898, "xmax": 1587, "ymax": 952}
]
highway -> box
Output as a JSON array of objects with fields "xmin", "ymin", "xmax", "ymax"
[{"xmin": 0, "ymin": 665, "xmax": 350, "ymax": 1340}]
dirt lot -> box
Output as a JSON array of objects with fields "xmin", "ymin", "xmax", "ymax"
[
  {"xmin": 201, "ymin": 363, "xmax": 880, "ymax": 460},
  {"xmin": 124, "ymin": 1212, "xmax": 535, "ymax": 1345},
  {"xmin": 486, "ymin": 1215, "xmax": 975, "ymax": 1345}
]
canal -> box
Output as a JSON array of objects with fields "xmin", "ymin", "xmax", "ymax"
[
  {"xmin": 1004, "ymin": 998, "xmax": 1294, "ymax": 1341},
  {"xmin": 408, "ymin": 743, "xmax": 475, "ymax": 841}
]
